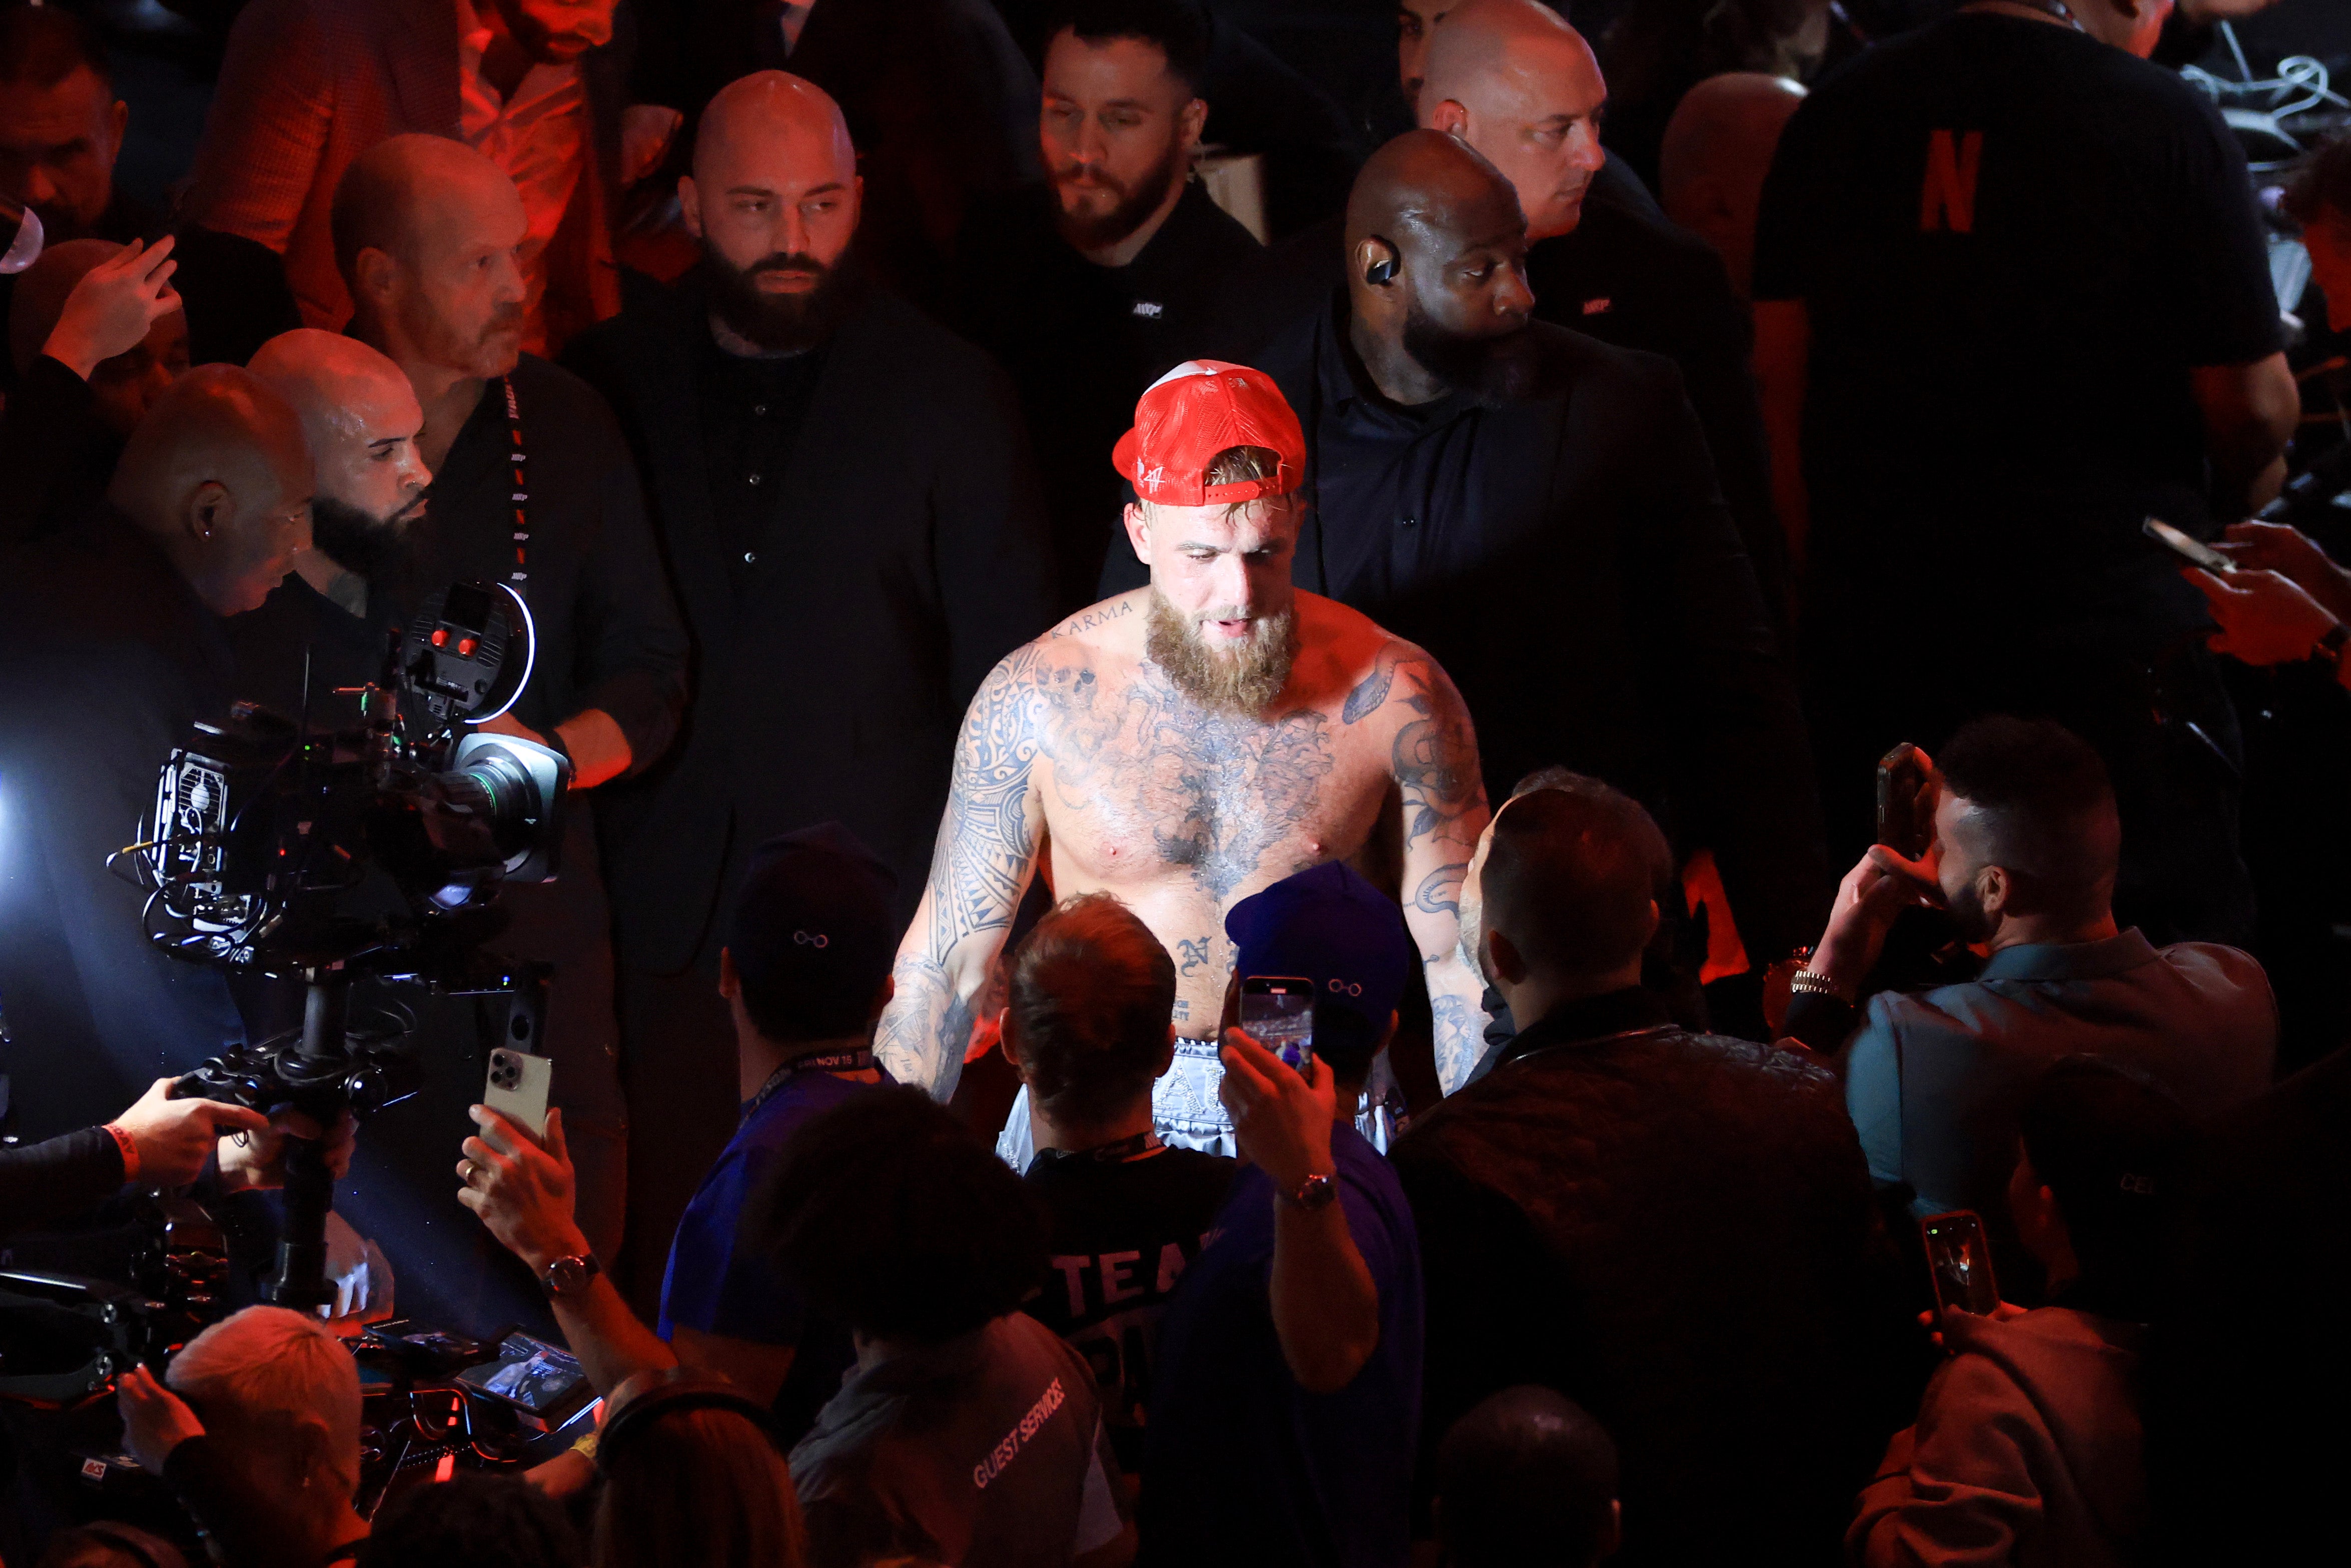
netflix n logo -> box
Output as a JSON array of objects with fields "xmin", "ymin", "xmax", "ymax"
[{"xmin": 1920, "ymin": 129, "xmax": 1985, "ymax": 234}]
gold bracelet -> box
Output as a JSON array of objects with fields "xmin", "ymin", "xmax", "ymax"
[{"xmin": 1787, "ymin": 970, "xmax": 1852, "ymax": 1004}]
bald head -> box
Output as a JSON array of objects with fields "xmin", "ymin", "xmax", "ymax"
[
  {"xmin": 1420, "ymin": 0, "xmax": 1608, "ymax": 242},
  {"xmin": 247, "ymin": 330, "xmax": 429, "ymax": 571},
  {"xmin": 1660, "ymin": 73, "xmax": 1804, "ymax": 297},
  {"xmin": 108, "ymin": 364, "xmax": 313, "ymax": 616},
  {"xmin": 1345, "ymin": 131, "xmax": 1538, "ymax": 404},
  {"xmin": 684, "ymin": 72, "xmax": 862, "ymax": 354},
  {"xmin": 334, "ymin": 135, "xmax": 527, "ymax": 379}
]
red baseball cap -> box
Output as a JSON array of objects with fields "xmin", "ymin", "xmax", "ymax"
[{"xmin": 1111, "ymin": 360, "xmax": 1307, "ymax": 508}]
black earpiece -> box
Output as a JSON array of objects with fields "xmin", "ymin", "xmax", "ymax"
[{"xmin": 1364, "ymin": 237, "xmax": 1398, "ymax": 286}]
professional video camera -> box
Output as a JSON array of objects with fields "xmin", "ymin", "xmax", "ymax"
[{"xmin": 122, "ymin": 581, "xmax": 571, "ymax": 1310}]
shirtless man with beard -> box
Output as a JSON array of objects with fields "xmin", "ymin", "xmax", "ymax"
[{"xmin": 878, "ymin": 360, "xmax": 1492, "ymax": 1145}]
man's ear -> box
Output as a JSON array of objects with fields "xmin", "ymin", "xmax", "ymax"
[
  {"xmin": 867, "ymin": 971, "xmax": 895, "ymax": 1023},
  {"xmin": 1179, "ymin": 97, "xmax": 1209, "ymax": 152},
  {"xmin": 107, "ymin": 97, "xmax": 130, "ymax": 157},
  {"xmin": 1155, "ymin": 1024, "xmax": 1178, "ymax": 1077},
  {"xmin": 716, "ymin": 945, "xmax": 739, "ymax": 999},
  {"xmin": 1123, "ymin": 501, "xmax": 1152, "ymax": 565},
  {"xmin": 351, "ymin": 246, "xmax": 399, "ymax": 314},
  {"xmin": 1353, "ymin": 235, "xmax": 1399, "ymax": 288},
  {"xmin": 188, "ymin": 479, "xmax": 232, "ymax": 544},
  {"xmin": 1429, "ymin": 97, "xmax": 1469, "ymax": 138},
  {"xmin": 677, "ymin": 173, "xmax": 704, "ymax": 238},
  {"xmin": 998, "ymin": 1010, "xmax": 1023, "ymax": 1075},
  {"xmin": 1485, "ymin": 928, "xmax": 1530, "ymax": 987},
  {"xmin": 1977, "ymin": 864, "xmax": 2012, "ymax": 920}
]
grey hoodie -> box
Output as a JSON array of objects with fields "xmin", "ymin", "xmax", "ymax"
[{"xmin": 1849, "ymin": 1305, "xmax": 2146, "ymax": 1567}]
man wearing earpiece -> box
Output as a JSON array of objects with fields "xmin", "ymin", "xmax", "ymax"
[{"xmin": 1110, "ymin": 130, "xmax": 1826, "ymax": 1035}]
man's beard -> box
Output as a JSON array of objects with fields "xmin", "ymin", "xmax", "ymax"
[
  {"xmin": 1943, "ymin": 876, "xmax": 1994, "ymax": 946},
  {"xmin": 403, "ymin": 293, "xmax": 524, "ymax": 380},
  {"xmin": 700, "ymin": 242, "xmax": 848, "ymax": 354},
  {"xmin": 1145, "ymin": 591, "xmax": 1299, "ymax": 717},
  {"xmin": 1051, "ymin": 140, "xmax": 1184, "ymax": 253},
  {"xmin": 309, "ymin": 492, "xmax": 419, "ymax": 583},
  {"xmin": 1401, "ymin": 298, "xmax": 1545, "ymax": 407}
]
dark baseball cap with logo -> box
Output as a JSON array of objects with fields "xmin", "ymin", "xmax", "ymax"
[
  {"xmin": 1225, "ymin": 861, "xmax": 1413, "ymax": 1078},
  {"xmin": 724, "ymin": 823, "xmax": 899, "ymax": 1042}
]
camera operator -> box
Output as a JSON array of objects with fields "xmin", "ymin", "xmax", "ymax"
[
  {"xmin": 1781, "ymin": 715, "xmax": 2276, "ymax": 1293},
  {"xmin": 114, "ymin": 1307, "xmax": 369, "ymax": 1568},
  {"xmin": 0, "ymin": 366, "xmax": 310, "ymax": 1149}
]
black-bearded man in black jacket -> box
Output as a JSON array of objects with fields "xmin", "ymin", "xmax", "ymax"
[{"xmin": 564, "ymin": 71, "xmax": 1057, "ymax": 1310}]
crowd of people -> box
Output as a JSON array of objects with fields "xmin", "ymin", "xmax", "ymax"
[{"xmin": 1, "ymin": 0, "xmax": 2345, "ymax": 1563}]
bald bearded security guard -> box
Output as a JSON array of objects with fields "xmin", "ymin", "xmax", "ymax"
[
  {"xmin": 0, "ymin": 367, "xmax": 311, "ymax": 1142},
  {"xmin": 564, "ymin": 72, "xmax": 1053, "ymax": 1309}
]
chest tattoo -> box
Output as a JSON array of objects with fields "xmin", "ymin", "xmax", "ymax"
[{"xmin": 1042, "ymin": 663, "xmax": 1338, "ymax": 905}]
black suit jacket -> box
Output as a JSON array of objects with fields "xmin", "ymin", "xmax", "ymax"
[
  {"xmin": 565, "ymin": 276, "xmax": 1057, "ymax": 971},
  {"xmin": 1109, "ymin": 299, "xmax": 1829, "ymax": 960},
  {"xmin": 1391, "ymin": 988, "xmax": 1914, "ymax": 1566}
]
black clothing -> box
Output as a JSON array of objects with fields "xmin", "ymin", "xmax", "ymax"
[
  {"xmin": 0, "ymin": 356, "xmax": 119, "ymax": 547},
  {"xmin": 1525, "ymin": 161, "xmax": 1788, "ymax": 624},
  {"xmin": 1106, "ymin": 297, "xmax": 1828, "ymax": 963},
  {"xmin": 1390, "ymin": 988, "xmax": 1912, "ymax": 1565},
  {"xmin": 1242, "ymin": 159, "xmax": 1789, "ymax": 624},
  {"xmin": 1753, "ymin": 12, "xmax": 2284, "ymax": 944},
  {"xmin": 0, "ymin": 508, "xmax": 246, "ymax": 1141},
  {"xmin": 1023, "ymin": 1141, "xmax": 1236, "ymax": 1473},
  {"xmin": 0, "ymin": 1128, "xmax": 124, "ymax": 1237},
  {"xmin": 564, "ymin": 274, "xmax": 1053, "ymax": 1305},
  {"xmin": 564, "ymin": 275, "xmax": 1055, "ymax": 967},
  {"xmin": 696, "ymin": 337, "xmax": 831, "ymax": 597},
  {"xmin": 2148, "ymin": 1043, "xmax": 2351, "ymax": 1567},
  {"xmin": 956, "ymin": 179, "xmax": 1267, "ymax": 605},
  {"xmin": 0, "ymin": 193, "xmax": 299, "ymax": 397}
]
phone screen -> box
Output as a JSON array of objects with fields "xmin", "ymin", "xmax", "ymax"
[
  {"xmin": 1921, "ymin": 1211, "xmax": 2002, "ymax": 1317},
  {"xmin": 1240, "ymin": 976, "xmax": 1315, "ymax": 1072}
]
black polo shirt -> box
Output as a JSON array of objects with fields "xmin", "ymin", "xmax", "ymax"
[
  {"xmin": 1753, "ymin": 11, "xmax": 2285, "ymax": 639},
  {"xmin": 955, "ymin": 179, "xmax": 1267, "ymax": 606}
]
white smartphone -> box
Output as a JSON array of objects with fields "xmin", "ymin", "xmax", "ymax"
[{"xmin": 484, "ymin": 1047, "xmax": 553, "ymax": 1141}]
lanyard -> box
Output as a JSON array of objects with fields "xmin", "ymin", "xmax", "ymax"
[
  {"xmin": 744, "ymin": 1047, "xmax": 878, "ymax": 1117},
  {"xmin": 502, "ymin": 377, "xmax": 532, "ymax": 598}
]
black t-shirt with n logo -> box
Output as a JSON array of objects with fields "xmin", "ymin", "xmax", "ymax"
[{"xmin": 1753, "ymin": 12, "xmax": 2285, "ymax": 625}]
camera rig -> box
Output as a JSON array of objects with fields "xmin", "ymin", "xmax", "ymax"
[{"xmin": 123, "ymin": 581, "xmax": 571, "ymax": 1309}]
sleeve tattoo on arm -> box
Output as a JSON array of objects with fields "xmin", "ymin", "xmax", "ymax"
[
  {"xmin": 1374, "ymin": 646, "xmax": 1492, "ymax": 1095},
  {"xmin": 875, "ymin": 648, "xmax": 1047, "ymax": 1093}
]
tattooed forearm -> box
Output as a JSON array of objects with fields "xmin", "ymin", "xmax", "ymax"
[
  {"xmin": 1428, "ymin": 978, "xmax": 1485, "ymax": 1097},
  {"xmin": 878, "ymin": 650, "xmax": 1047, "ymax": 1096}
]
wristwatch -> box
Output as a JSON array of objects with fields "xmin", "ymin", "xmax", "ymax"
[
  {"xmin": 540, "ymin": 1252, "xmax": 600, "ymax": 1299},
  {"xmin": 1280, "ymin": 1172, "xmax": 1338, "ymax": 1211}
]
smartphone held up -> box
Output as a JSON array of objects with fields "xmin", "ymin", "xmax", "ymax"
[
  {"xmin": 1240, "ymin": 975, "xmax": 1316, "ymax": 1072},
  {"xmin": 1921, "ymin": 1210, "xmax": 2002, "ymax": 1318}
]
